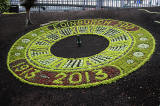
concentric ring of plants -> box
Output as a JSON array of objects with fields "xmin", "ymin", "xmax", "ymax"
[{"xmin": 7, "ymin": 19, "xmax": 155, "ymax": 88}]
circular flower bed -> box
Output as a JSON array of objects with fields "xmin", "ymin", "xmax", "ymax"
[{"xmin": 7, "ymin": 19, "xmax": 155, "ymax": 88}]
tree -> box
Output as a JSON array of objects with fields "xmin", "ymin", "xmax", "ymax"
[
  {"xmin": 20, "ymin": 0, "xmax": 36, "ymax": 26},
  {"xmin": 0, "ymin": 0, "xmax": 9, "ymax": 13}
]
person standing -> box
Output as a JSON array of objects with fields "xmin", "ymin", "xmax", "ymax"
[{"xmin": 20, "ymin": 0, "xmax": 36, "ymax": 26}]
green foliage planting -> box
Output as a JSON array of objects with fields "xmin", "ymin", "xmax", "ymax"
[
  {"xmin": 7, "ymin": 19, "xmax": 155, "ymax": 88},
  {"xmin": 0, "ymin": 0, "xmax": 9, "ymax": 13}
]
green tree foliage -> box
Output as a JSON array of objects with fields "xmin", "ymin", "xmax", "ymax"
[{"xmin": 0, "ymin": 0, "xmax": 9, "ymax": 13}]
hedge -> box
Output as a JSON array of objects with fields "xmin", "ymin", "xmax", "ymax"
[{"xmin": 0, "ymin": 0, "xmax": 9, "ymax": 13}]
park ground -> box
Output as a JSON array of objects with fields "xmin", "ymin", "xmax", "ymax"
[{"xmin": 0, "ymin": 7, "xmax": 160, "ymax": 106}]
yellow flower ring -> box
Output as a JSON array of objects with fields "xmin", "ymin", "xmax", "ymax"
[{"xmin": 7, "ymin": 19, "xmax": 155, "ymax": 88}]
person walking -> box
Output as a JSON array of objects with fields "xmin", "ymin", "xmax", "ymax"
[{"xmin": 20, "ymin": 0, "xmax": 36, "ymax": 26}]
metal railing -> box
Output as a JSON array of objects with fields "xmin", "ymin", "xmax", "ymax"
[{"xmin": 10, "ymin": 0, "xmax": 160, "ymax": 12}]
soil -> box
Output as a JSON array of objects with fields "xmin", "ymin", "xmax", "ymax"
[
  {"xmin": 51, "ymin": 34, "xmax": 109, "ymax": 58},
  {"xmin": 0, "ymin": 7, "xmax": 160, "ymax": 106}
]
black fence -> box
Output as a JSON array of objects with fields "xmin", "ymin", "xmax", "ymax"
[{"xmin": 10, "ymin": 0, "xmax": 160, "ymax": 12}]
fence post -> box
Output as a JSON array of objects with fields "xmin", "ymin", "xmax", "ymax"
[
  {"xmin": 83, "ymin": 0, "xmax": 86, "ymax": 10},
  {"xmin": 38, "ymin": 5, "xmax": 40, "ymax": 13}
]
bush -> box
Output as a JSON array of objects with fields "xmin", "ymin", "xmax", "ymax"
[{"xmin": 0, "ymin": 0, "xmax": 10, "ymax": 13}]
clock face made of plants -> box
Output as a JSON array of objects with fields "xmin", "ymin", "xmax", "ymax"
[{"xmin": 7, "ymin": 19, "xmax": 155, "ymax": 88}]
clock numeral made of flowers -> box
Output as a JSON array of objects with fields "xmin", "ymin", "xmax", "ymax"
[
  {"xmin": 10, "ymin": 60, "xmax": 41, "ymax": 80},
  {"xmin": 10, "ymin": 59, "xmax": 120, "ymax": 86},
  {"xmin": 52, "ymin": 66, "xmax": 120, "ymax": 85}
]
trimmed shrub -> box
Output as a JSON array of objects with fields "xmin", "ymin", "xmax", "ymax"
[{"xmin": 0, "ymin": 0, "xmax": 10, "ymax": 13}]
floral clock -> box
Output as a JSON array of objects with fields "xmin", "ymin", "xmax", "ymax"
[{"xmin": 7, "ymin": 19, "xmax": 155, "ymax": 88}]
